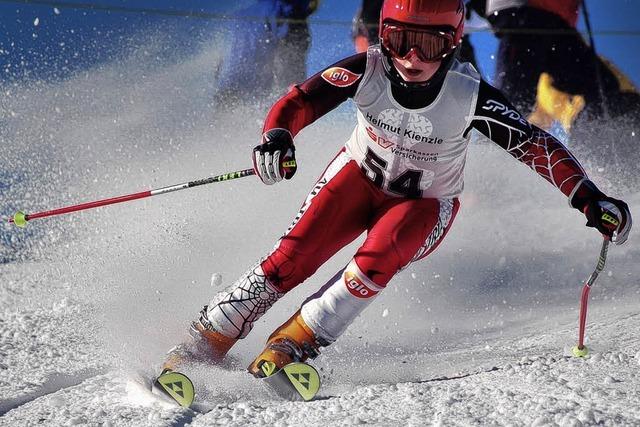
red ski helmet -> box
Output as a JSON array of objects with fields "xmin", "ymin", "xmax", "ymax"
[{"xmin": 379, "ymin": 0, "xmax": 465, "ymax": 62}]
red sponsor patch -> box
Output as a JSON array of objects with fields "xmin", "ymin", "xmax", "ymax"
[
  {"xmin": 344, "ymin": 271, "xmax": 379, "ymax": 299},
  {"xmin": 321, "ymin": 67, "xmax": 361, "ymax": 87}
]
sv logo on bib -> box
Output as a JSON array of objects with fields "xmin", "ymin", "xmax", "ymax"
[
  {"xmin": 321, "ymin": 67, "xmax": 361, "ymax": 87},
  {"xmin": 345, "ymin": 273, "xmax": 379, "ymax": 298}
]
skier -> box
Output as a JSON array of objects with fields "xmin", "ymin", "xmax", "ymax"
[{"xmin": 162, "ymin": 0, "xmax": 632, "ymax": 378}]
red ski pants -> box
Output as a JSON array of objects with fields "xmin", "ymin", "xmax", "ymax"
[{"xmin": 261, "ymin": 150, "xmax": 460, "ymax": 292}]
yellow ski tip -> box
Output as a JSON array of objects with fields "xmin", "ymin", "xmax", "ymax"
[
  {"xmin": 282, "ymin": 362, "xmax": 320, "ymax": 401},
  {"xmin": 260, "ymin": 361, "xmax": 278, "ymax": 377},
  {"xmin": 156, "ymin": 371, "xmax": 195, "ymax": 408}
]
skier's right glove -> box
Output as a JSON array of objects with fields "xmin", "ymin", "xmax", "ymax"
[
  {"xmin": 571, "ymin": 180, "xmax": 632, "ymax": 245},
  {"xmin": 253, "ymin": 128, "xmax": 297, "ymax": 185}
]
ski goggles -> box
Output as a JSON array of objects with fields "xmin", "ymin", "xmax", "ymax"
[{"xmin": 381, "ymin": 25, "xmax": 456, "ymax": 62}]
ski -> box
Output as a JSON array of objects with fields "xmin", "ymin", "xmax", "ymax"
[
  {"xmin": 154, "ymin": 370, "xmax": 196, "ymax": 408},
  {"xmin": 260, "ymin": 361, "xmax": 321, "ymax": 401},
  {"xmin": 151, "ymin": 361, "xmax": 319, "ymax": 407}
]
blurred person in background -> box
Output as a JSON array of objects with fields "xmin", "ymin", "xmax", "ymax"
[
  {"xmin": 467, "ymin": 0, "xmax": 640, "ymax": 134},
  {"xmin": 215, "ymin": 0, "xmax": 318, "ymax": 103},
  {"xmin": 351, "ymin": 0, "xmax": 383, "ymax": 53}
]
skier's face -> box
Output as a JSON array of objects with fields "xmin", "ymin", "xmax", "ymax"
[{"xmin": 391, "ymin": 49, "xmax": 442, "ymax": 83}]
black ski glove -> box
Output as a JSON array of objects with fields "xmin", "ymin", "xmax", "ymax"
[
  {"xmin": 571, "ymin": 180, "xmax": 632, "ymax": 245},
  {"xmin": 253, "ymin": 128, "xmax": 297, "ymax": 185}
]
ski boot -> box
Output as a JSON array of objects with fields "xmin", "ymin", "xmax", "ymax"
[
  {"xmin": 162, "ymin": 306, "xmax": 237, "ymax": 373},
  {"xmin": 248, "ymin": 310, "xmax": 323, "ymax": 378}
]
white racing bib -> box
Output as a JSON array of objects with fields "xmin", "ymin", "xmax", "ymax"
[{"xmin": 345, "ymin": 46, "xmax": 481, "ymax": 199}]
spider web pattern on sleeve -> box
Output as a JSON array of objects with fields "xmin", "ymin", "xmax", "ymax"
[
  {"xmin": 474, "ymin": 119, "xmax": 588, "ymax": 198},
  {"xmin": 207, "ymin": 264, "xmax": 285, "ymax": 339}
]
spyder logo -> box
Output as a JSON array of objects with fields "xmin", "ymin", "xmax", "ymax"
[{"xmin": 482, "ymin": 100, "xmax": 529, "ymax": 127}]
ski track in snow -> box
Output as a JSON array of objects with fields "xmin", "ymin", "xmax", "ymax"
[
  {"xmin": 0, "ymin": 369, "xmax": 104, "ymax": 417},
  {"xmin": 1, "ymin": 16, "xmax": 640, "ymax": 427}
]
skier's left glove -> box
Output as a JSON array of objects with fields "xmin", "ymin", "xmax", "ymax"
[
  {"xmin": 571, "ymin": 180, "xmax": 632, "ymax": 245},
  {"xmin": 253, "ymin": 128, "xmax": 297, "ymax": 185}
]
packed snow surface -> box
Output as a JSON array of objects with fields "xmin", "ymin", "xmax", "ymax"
[{"xmin": 1, "ymin": 28, "xmax": 640, "ymax": 427}]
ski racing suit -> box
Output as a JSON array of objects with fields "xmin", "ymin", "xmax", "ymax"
[{"xmin": 202, "ymin": 46, "xmax": 596, "ymax": 351}]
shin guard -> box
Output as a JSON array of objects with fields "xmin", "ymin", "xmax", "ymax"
[
  {"xmin": 207, "ymin": 263, "xmax": 285, "ymax": 339},
  {"xmin": 300, "ymin": 260, "xmax": 384, "ymax": 344}
]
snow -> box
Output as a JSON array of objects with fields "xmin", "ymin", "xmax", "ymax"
[
  {"xmin": 1, "ymin": 30, "xmax": 640, "ymax": 427},
  {"xmin": 210, "ymin": 273, "xmax": 223, "ymax": 288}
]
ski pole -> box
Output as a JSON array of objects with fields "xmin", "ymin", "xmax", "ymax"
[
  {"xmin": 572, "ymin": 237, "xmax": 610, "ymax": 357},
  {"xmin": 581, "ymin": 0, "xmax": 609, "ymax": 119},
  {"xmin": 7, "ymin": 160, "xmax": 295, "ymax": 228}
]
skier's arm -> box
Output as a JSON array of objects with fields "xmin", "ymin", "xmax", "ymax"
[
  {"xmin": 263, "ymin": 52, "xmax": 367, "ymax": 136},
  {"xmin": 467, "ymin": 80, "xmax": 590, "ymax": 199},
  {"xmin": 254, "ymin": 53, "xmax": 367, "ymax": 185},
  {"xmin": 466, "ymin": 80, "xmax": 632, "ymax": 244}
]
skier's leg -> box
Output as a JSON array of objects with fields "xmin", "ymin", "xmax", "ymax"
[
  {"xmin": 247, "ymin": 197, "xmax": 459, "ymax": 376},
  {"xmin": 247, "ymin": 263, "xmax": 376, "ymax": 377},
  {"xmin": 166, "ymin": 151, "xmax": 373, "ymax": 370},
  {"xmin": 299, "ymin": 197, "xmax": 460, "ymax": 346}
]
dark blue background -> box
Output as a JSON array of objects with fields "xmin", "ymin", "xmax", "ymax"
[{"xmin": 1, "ymin": 0, "xmax": 638, "ymax": 86}]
